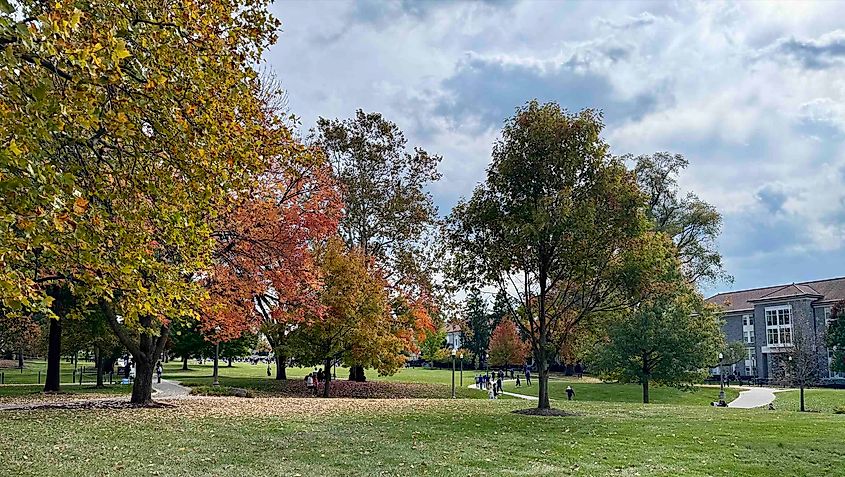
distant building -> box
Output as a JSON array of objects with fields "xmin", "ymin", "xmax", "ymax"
[
  {"xmin": 445, "ymin": 323, "xmax": 462, "ymax": 350},
  {"xmin": 706, "ymin": 276, "xmax": 845, "ymax": 382}
]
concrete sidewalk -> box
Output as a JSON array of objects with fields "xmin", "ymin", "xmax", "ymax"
[
  {"xmin": 468, "ymin": 381, "xmax": 539, "ymax": 401},
  {"xmin": 727, "ymin": 387, "xmax": 780, "ymax": 408}
]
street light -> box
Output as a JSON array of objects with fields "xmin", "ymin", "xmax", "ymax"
[
  {"xmin": 213, "ymin": 325, "xmax": 221, "ymax": 387},
  {"xmin": 459, "ymin": 352, "xmax": 464, "ymax": 387},
  {"xmin": 451, "ymin": 348, "xmax": 457, "ymax": 399},
  {"xmin": 718, "ymin": 352, "xmax": 725, "ymax": 401}
]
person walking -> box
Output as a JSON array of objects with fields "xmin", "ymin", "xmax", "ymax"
[
  {"xmin": 525, "ymin": 367, "xmax": 532, "ymax": 386},
  {"xmin": 306, "ymin": 373, "xmax": 315, "ymax": 395},
  {"xmin": 156, "ymin": 362, "xmax": 163, "ymax": 384},
  {"xmin": 515, "ymin": 375, "xmax": 521, "ymax": 387},
  {"xmin": 317, "ymin": 368, "xmax": 324, "ymax": 383},
  {"xmin": 566, "ymin": 385, "xmax": 575, "ymax": 401},
  {"xmin": 496, "ymin": 376, "xmax": 503, "ymax": 395}
]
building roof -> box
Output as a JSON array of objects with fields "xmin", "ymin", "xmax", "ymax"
[
  {"xmin": 445, "ymin": 323, "xmax": 461, "ymax": 334},
  {"xmin": 706, "ymin": 276, "xmax": 845, "ymax": 313}
]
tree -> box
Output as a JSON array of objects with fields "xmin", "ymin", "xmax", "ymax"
[
  {"xmin": 488, "ymin": 320, "xmax": 528, "ymax": 369},
  {"xmin": 0, "ymin": 310, "xmax": 41, "ymax": 369},
  {"xmin": 590, "ymin": 283, "xmax": 723, "ymax": 403},
  {"xmin": 168, "ymin": 320, "xmax": 207, "ymax": 371},
  {"xmin": 314, "ymin": 111, "xmax": 441, "ymax": 380},
  {"xmin": 461, "ymin": 289, "xmax": 492, "ymax": 369},
  {"xmin": 773, "ymin": 325, "xmax": 820, "ymax": 412},
  {"xmin": 419, "ymin": 328, "xmax": 447, "ymax": 365},
  {"xmin": 447, "ymin": 101, "xmax": 670, "ymax": 410},
  {"xmin": 290, "ymin": 238, "xmax": 402, "ymax": 397},
  {"xmin": 633, "ymin": 153, "xmax": 730, "ymax": 286},
  {"xmin": 719, "ymin": 341, "xmax": 748, "ymax": 371},
  {"xmin": 826, "ymin": 302, "xmax": 845, "ymax": 375},
  {"xmin": 1, "ymin": 1, "xmax": 281, "ymax": 404}
]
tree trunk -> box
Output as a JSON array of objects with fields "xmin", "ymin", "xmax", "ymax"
[
  {"xmin": 799, "ymin": 385, "xmax": 805, "ymax": 412},
  {"xmin": 44, "ymin": 318, "xmax": 62, "ymax": 392},
  {"xmin": 95, "ymin": 345, "xmax": 104, "ymax": 388},
  {"xmin": 537, "ymin": 356, "xmax": 550, "ymax": 409},
  {"xmin": 275, "ymin": 354, "xmax": 286, "ymax": 380},
  {"xmin": 227, "ymin": 357, "xmax": 233, "ymax": 367},
  {"xmin": 349, "ymin": 364, "xmax": 366, "ymax": 382},
  {"xmin": 212, "ymin": 343, "xmax": 219, "ymax": 386},
  {"xmin": 17, "ymin": 349, "xmax": 24, "ymax": 369},
  {"xmin": 131, "ymin": 357, "xmax": 155, "ymax": 405},
  {"xmin": 642, "ymin": 378, "xmax": 650, "ymax": 404},
  {"xmin": 323, "ymin": 359, "xmax": 332, "ymax": 397},
  {"xmin": 181, "ymin": 355, "xmax": 189, "ymax": 371}
]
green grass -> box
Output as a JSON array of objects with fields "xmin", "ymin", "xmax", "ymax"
[
  {"xmin": 0, "ymin": 359, "xmax": 104, "ymax": 385},
  {"xmin": 0, "ymin": 384, "xmax": 129, "ymax": 399},
  {"xmin": 502, "ymin": 378, "xmax": 741, "ymax": 405},
  {"xmin": 774, "ymin": 388, "xmax": 845, "ymax": 413},
  {"xmin": 1, "ymin": 398, "xmax": 843, "ymax": 476}
]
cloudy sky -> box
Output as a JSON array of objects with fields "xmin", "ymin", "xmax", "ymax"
[{"xmin": 266, "ymin": 0, "xmax": 845, "ymax": 295}]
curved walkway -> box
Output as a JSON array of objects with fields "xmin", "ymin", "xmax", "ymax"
[
  {"xmin": 153, "ymin": 379, "xmax": 191, "ymax": 399},
  {"xmin": 727, "ymin": 387, "xmax": 781, "ymax": 408},
  {"xmin": 468, "ymin": 381, "xmax": 539, "ymax": 401}
]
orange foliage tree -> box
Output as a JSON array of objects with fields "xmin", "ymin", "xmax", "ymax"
[{"xmin": 488, "ymin": 320, "xmax": 528, "ymax": 369}]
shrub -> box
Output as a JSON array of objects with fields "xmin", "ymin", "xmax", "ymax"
[{"xmin": 189, "ymin": 385, "xmax": 253, "ymax": 398}]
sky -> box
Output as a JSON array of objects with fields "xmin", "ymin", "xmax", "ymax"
[{"xmin": 265, "ymin": 0, "xmax": 845, "ymax": 296}]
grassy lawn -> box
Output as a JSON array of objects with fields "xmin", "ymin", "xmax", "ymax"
[
  {"xmin": 774, "ymin": 388, "xmax": 845, "ymax": 413},
  {"xmin": 502, "ymin": 378, "xmax": 741, "ymax": 405},
  {"xmin": 0, "ymin": 383, "xmax": 129, "ymax": 400},
  {"xmin": 1, "ymin": 398, "xmax": 843, "ymax": 476},
  {"xmin": 0, "ymin": 359, "xmax": 103, "ymax": 385}
]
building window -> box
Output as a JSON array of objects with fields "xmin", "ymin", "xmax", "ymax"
[
  {"xmin": 823, "ymin": 307, "xmax": 836, "ymax": 327},
  {"xmin": 744, "ymin": 347, "xmax": 756, "ymax": 376},
  {"xmin": 742, "ymin": 314, "xmax": 754, "ymax": 326},
  {"xmin": 743, "ymin": 329, "xmax": 755, "ymax": 344},
  {"xmin": 765, "ymin": 305, "xmax": 792, "ymax": 347}
]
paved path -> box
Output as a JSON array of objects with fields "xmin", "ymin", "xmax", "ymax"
[
  {"xmin": 152, "ymin": 379, "xmax": 191, "ymax": 398},
  {"xmin": 727, "ymin": 387, "xmax": 780, "ymax": 408},
  {"xmin": 468, "ymin": 382, "xmax": 540, "ymax": 401}
]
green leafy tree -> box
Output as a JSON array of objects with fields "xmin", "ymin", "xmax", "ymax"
[
  {"xmin": 419, "ymin": 328, "xmax": 447, "ymax": 365},
  {"xmin": 446, "ymin": 101, "xmax": 667, "ymax": 409},
  {"xmin": 461, "ymin": 289, "xmax": 491, "ymax": 369},
  {"xmin": 169, "ymin": 320, "xmax": 207, "ymax": 371},
  {"xmin": 633, "ymin": 153, "xmax": 730, "ymax": 286},
  {"xmin": 590, "ymin": 284, "xmax": 724, "ymax": 403},
  {"xmin": 719, "ymin": 341, "xmax": 748, "ymax": 370},
  {"xmin": 826, "ymin": 302, "xmax": 845, "ymax": 374}
]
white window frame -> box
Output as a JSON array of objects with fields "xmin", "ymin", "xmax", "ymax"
[
  {"xmin": 765, "ymin": 305, "xmax": 792, "ymax": 348},
  {"xmin": 742, "ymin": 314, "xmax": 755, "ymax": 344}
]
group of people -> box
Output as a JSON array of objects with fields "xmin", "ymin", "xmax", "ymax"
[{"xmin": 304, "ymin": 368, "xmax": 328, "ymax": 395}]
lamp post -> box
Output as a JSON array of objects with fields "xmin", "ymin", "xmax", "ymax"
[
  {"xmin": 459, "ymin": 352, "xmax": 464, "ymax": 387},
  {"xmin": 485, "ymin": 352, "xmax": 489, "ymax": 379},
  {"xmin": 718, "ymin": 352, "xmax": 725, "ymax": 401},
  {"xmin": 213, "ymin": 325, "xmax": 221, "ymax": 387},
  {"xmin": 451, "ymin": 348, "xmax": 457, "ymax": 399}
]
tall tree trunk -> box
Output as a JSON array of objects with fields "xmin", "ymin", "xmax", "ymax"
[
  {"xmin": 44, "ymin": 318, "xmax": 62, "ymax": 392},
  {"xmin": 212, "ymin": 342, "xmax": 219, "ymax": 385},
  {"xmin": 349, "ymin": 364, "xmax": 366, "ymax": 382},
  {"xmin": 799, "ymin": 385, "xmax": 805, "ymax": 412},
  {"xmin": 95, "ymin": 345, "xmax": 104, "ymax": 388},
  {"xmin": 17, "ymin": 349, "xmax": 24, "ymax": 369},
  {"xmin": 323, "ymin": 359, "xmax": 332, "ymax": 397},
  {"xmin": 642, "ymin": 378, "xmax": 650, "ymax": 404},
  {"xmin": 227, "ymin": 357, "xmax": 233, "ymax": 367},
  {"xmin": 537, "ymin": 352, "xmax": 550, "ymax": 409},
  {"xmin": 132, "ymin": 358, "xmax": 154, "ymax": 404},
  {"xmin": 275, "ymin": 354, "xmax": 286, "ymax": 380},
  {"xmin": 181, "ymin": 355, "xmax": 189, "ymax": 371}
]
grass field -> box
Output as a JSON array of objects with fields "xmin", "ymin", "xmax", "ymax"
[
  {"xmin": 502, "ymin": 378, "xmax": 741, "ymax": 405},
  {"xmin": 0, "ymin": 359, "xmax": 102, "ymax": 385},
  {"xmin": 773, "ymin": 388, "xmax": 845, "ymax": 413},
  {"xmin": 0, "ymin": 383, "xmax": 129, "ymax": 399},
  {"xmin": 1, "ymin": 397, "xmax": 843, "ymax": 476}
]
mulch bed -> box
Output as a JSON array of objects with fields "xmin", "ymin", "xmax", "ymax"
[
  {"xmin": 512, "ymin": 407, "xmax": 579, "ymax": 417},
  {"xmin": 2, "ymin": 399, "xmax": 175, "ymax": 411}
]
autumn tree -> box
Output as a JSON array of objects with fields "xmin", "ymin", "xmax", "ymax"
[
  {"xmin": 290, "ymin": 238, "xmax": 402, "ymax": 397},
  {"xmin": 488, "ymin": 320, "xmax": 528, "ymax": 369},
  {"xmin": 314, "ymin": 111, "xmax": 440, "ymax": 380},
  {"xmin": 0, "ymin": 310, "xmax": 40, "ymax": 369},
  {"xmin": 446, "ymin": 101, "xmax": 667, "ymax": 410},
  {"xmin": 1, "ymin": 1, "xmax": 280, "ymax": 404},
  {"xmin": 590, "ymin": 282, "xmax": 723, "ymax": 404}
]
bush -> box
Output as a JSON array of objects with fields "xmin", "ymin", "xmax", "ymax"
[
  {"xmin": 834, "ymin": 405, "xmax": 845, "ymax": 414},
  {"xmin": 189, "ymin": 385, "xmax": 253, "ymax": 398}
]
